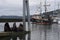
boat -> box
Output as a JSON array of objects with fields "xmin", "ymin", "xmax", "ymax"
[
  {"xmin": 58, "ymin": 18, "xmax": 60, "ymax": 24},
  {"xmin": 31, "ymin": 0, "xmax": 53, "ymax": 25},
  {"xmin": 53, "ymin": 19, "xmax": 58, "ymax": 23},
  {"xmin": 31, "ymin": 15, "xmax": 52, "ymax": 24}
]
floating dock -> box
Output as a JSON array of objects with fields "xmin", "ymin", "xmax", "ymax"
[{"xmin": 0, "ymin": 31, "xmax": 30, "ymax": 37}]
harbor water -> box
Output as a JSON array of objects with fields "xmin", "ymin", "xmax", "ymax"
[{"xmin": 0, "ymin": 22, "xmax": 60, "ymax": 40}]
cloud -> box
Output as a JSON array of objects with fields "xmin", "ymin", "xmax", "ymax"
[
  {"xmin": 0, "ymin": 0, "xmax": 23, "ymax": 7},
  {"xmin": 0, "ymin": 0, "xmax": 59, "ymax": 16},
  {"xmin": 0, "ymin": 6, "xmax": 23, "ymax": 16},
  {"xmin": 29, "ymin": 0, "xmax": 40, "ymax": 6}
]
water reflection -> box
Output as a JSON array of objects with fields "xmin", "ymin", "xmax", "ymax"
[
  {"xmin": 43, "ymin": 24, "xmax": 52, "ymax": 40},
  {"xmin": 0, "ymin": 23, "xmax": 59, "ymax": 40},
  {"xmin": 0, "ymin": 32, "xmax": 31, "ymax": 40},
  {"xmin": 0, "ymin": 36, "xmax": 11, "ymax": 40},
  {"xmin": 31, "ymin": 23, "xmax": 53, "ymax": 40}
]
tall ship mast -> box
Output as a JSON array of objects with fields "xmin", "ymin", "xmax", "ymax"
[
  {"xmin": 31, "ymin": 0, "xmax": 52, "ymax": 25},
  {"xmin": 40, "ymin": 1, "xmax": 42, "ymax": 16}
]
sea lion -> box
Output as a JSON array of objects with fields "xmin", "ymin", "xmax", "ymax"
[{"xmin": 4, "ymin": 22, "xmax": 11, "ymax": 32}]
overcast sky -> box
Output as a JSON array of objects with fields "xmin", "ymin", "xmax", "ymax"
[{"xmin": 0, "ymin": 0, "xmax": 60, "ymax": 16}]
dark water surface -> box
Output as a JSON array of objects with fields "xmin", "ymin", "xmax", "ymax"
[{"xmin": 0, "ymin": 22, "xmax": 59, "ymax": 40}]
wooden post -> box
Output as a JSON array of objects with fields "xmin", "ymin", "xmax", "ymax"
[
  {"xmin": 23, "ymin": 0, "xmax": 30, "ymax": 31},
  {"xmin": 23, "ymin": 0, "xmax": 26, "ymax": 31},
  {"xmin": 26, "ymin": 0, "xmax": 30, "ymax": 31}
]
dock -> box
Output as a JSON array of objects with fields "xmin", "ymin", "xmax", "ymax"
[{"xmin": 0, "ymin": 31, "xmax": 30, "ymax": 37}]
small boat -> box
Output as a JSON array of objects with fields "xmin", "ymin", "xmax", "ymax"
[
  {"xmin": 58, "ymin": 19, "xmax": 60, "ymax": 24},
  {"xmin": 53, "ymin": 19, "xmax": 58, "ymax": 23}
]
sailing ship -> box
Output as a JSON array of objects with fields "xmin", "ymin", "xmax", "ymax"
[
  {"xmin": 31, "ymin": 1, "xmax": 53, "ymax": 24},
  {"xmin": 31, "ymin": 14, "xmax": 52, "ymax": 24}
]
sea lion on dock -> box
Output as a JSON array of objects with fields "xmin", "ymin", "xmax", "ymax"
[
  {"xmin": 4, "ymin": 22, "xmax": 11, "ymax": 32},
  {"xmin": 12, "ymin": 22, "xmax": 17, "ymax": 32},
  {"xmin": 17, "ymin": 23, "xmax": 24, "ymax": 32}
]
